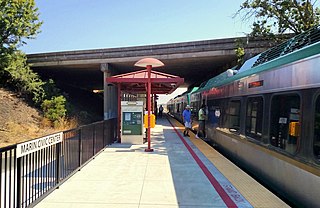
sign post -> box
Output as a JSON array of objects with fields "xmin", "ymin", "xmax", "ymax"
[{"xmin": 134, "ymin": 58, "xmax": 164, "ymax": 152}]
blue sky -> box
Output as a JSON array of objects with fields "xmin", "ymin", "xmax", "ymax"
[
  {"xmin": 22, "ymin": 1, "xmax": 253, "ymax": 104},
  {"xmin": 22, "ymin": 0, "xmax": 252, "ymax": 54}
]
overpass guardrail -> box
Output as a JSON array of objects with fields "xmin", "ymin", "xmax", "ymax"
[{"xmin": 0, "ymin": 119, "xmax": 117, "ymax": 208}]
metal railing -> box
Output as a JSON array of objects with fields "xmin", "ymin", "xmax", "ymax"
[{"xmin": 0, "ymin": 119, "xmax": 117, "ymax": 208}]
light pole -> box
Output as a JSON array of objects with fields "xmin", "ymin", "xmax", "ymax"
[{"xmin": 134, "ymin": 58, "xmax": 164, "ymax": 152}]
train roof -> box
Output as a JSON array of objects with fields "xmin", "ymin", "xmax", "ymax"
[
  {"xmin": 179, "ymin": 86, "xmax": 199, "ymax": 96},
  {"xmin": 189, "ymin": 86, "xmax": 199, "ymax": 93},
  {"xmin": 194, "ymin": 25, "xmax": 320, "ymax": 93}
]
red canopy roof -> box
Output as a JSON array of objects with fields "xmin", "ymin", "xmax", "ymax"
[{"xmin": 106, "ymin": 69, "xmax": 184, "ymax": 94}]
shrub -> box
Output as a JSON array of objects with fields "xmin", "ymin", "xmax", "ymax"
[
  {"xmin": 1, "ymin": 51, "xmax": 74, "ymax": 128},
  {"xmin": 42, "ymin": 79, "xmax": 62, "ymax": 100},
  {"xmin": 41, "ymin": 96, "xmax": 67, "ymax": 123}
]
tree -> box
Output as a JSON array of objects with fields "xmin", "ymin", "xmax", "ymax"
[
  {"xmin": 1, "ymin": 51, "xmax": 45, "ymax": 104},
  {"xmin": 236, "ymin": 0, "xmax": 320, "ymax": 37},
  {"xmin": 0, "ymin": 0, "xmax": 42, "ymax": 56},
  {"xmin": 234, "ymin": 39, "xmax": 246, "ymax": 65},
  {"xmin": 0, "ymin": 0, "xmax": 43, "ymax": 103},
  {"xmin": 0, "ymin": 1, "xmax": 70, "ymax": 127}
]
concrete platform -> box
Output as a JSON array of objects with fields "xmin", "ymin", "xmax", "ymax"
[{"xmin": 35, "ymin": 117, "xmax": 288, "ymax": 208}]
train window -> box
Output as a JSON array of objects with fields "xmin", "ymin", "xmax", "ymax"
[
  {"xmin": 246, "ymin": 97, "xmax": 263, "ymax": 140},
  {"xmin": 313, "ymin": 96, "xmax": 320, "ymax": 160},
  {"xmin": 191, "ymin": 104, "xmax": 197, "ymax": 115},
  {"xmin": 270, "ymin": 94, "xmax": 300, "ymax": 154},
  {"xmin": 227, "ymin": 100, "xmax": 241, "ymax": 133},
  {"xmin": 207, "ymin": 99, "xmax": 226, "ymax": 128},
  {"xmin": 177, "ymin": 103, "xmax": 180, "ymax": 113}
]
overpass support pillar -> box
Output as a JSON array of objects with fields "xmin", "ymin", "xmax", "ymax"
[{"xmin": 101, "ymin": 63, "xmax": 117, "ymax": 120}]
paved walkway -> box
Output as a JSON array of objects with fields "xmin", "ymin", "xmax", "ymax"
[{"xmin": 35, "ymin": 118, "xmax": 286, "ymax": 208}]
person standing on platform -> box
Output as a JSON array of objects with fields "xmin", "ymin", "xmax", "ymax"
[
  {"xmin": 158, "ymin": 105, "xmax": 164, "ymax": 118},
  {"xmin": 183, "ymin": 105, "xmax": 192, "ymax": 137},
  {"xmin": 196, "ymin": 104, "xmax": 207, "ymax": 139}
]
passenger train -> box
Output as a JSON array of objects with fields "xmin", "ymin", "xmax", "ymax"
[{"xmin": 167, "ymin": 26, "xmax": 320, "ymax": 207}]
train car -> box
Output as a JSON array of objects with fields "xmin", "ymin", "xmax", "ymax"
[
  {"xmin": 167, "ymin": 93, "xmax": 187, "ymax": 121},
  {"xmin": 166, "ymin": 98, "xmax": 175, "ymax": 115},
  {"xmin": 190, "ymin": 84, "xmax": 206, "ymax": 131},
  {"xmin": 167, "ymin": 87, "xmax": 199, "ymax": 125},
  {"xmin": 189, "ymin": 26, "xmax": 320, "ymax": 207}
]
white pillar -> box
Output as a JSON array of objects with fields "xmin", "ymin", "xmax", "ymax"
[{"xmin": 101, "ymin": 63, "xmax": 118, "ymax": 120}]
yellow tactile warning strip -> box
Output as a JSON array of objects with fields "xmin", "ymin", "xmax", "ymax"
[{"xmin": 168, "ymin": 116, "xmax": 290, "ymax": 208}]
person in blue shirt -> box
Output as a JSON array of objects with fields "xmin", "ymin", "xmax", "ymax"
[{"xmin": 183, "ymin": 105, "xmax": 192, "ymax": 137}]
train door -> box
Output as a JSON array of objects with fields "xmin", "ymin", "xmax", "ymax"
[
  {"xmin": 202, "ymin": 94, "xmax": 208, "ymax": 118},
  {"xmin": 269, "ymin": 94, "xmax": 300, "ymax": 154},
  {"xmin": 176, "ymin": 102, "xmax": 181, "ymax": 114},
  {"xmin": 313, "ymin": 94, "xmax": 320, "ymax": 160},
  {"xmin": 180, "ymin": 99, "xmax": 185, "ymax": 121},
  {"xmin": 190, "ymin": 92, "xmax": 201, "ymax": 119},
  {"xmin": 207, "ymin": 98, "xmax": 226, "ymax": 128}
]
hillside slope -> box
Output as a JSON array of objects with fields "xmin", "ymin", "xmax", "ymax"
[{"xmin": 0, "ymin": 88, "xmax": 57, "ymax": 148}]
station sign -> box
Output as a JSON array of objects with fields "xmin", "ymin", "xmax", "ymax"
[{"xmin": 16, "ymin": 132, "xmax": 63, "ymax": 158}]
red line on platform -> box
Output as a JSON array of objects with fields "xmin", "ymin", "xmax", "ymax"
[{"xmin": 168, "ymin": 119, "xmax": 238, "ymax": 208}]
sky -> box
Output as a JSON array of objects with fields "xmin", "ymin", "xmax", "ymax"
[{"xmin": 21, "ymin": 0, "xmax": 253, "ymax": 104}]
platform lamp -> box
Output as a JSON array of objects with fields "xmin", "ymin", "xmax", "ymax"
[{"xmin": 134, "ymin": 58, "xmax": 164, "ymax": 152}]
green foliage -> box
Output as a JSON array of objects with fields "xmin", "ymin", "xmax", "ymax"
[
  {"xmin": 0, "ymin": 0, "xmax": 44, "ymax": 104},
  {"xmin": 0, "ymin": 0, "xmax": 42, "ymax": 55},
  {"xmin": 0, "ymin": 50, "xmax": 69, "ymax": 125},
  {"xmin": 234, "ymin": 39, "xmax": 246, "ymax": 65},
  {"xmin": 236, "ymin": 0, "xmax": 320, "ymax": 37},
  {"xmin": 0, "ymin": 51, "xmax": 68, "ymax": 125},
  {"xmin": 0, "ymin": 0, "xmax": 69, "ymax": 126},
  {"xmin": 42, "ymin": 78, "xmax": 62, "ymax": 100},
  {"xmin": 40, "ymin": 81, "xmax": 69, "ymax": 126},
  {"xmin": 41, "ymin": 96, "xmax": 67, "ymax": 123},
  {"xmin": 1, "ymin": 51, "xmax": 45, "ymax": 104}
]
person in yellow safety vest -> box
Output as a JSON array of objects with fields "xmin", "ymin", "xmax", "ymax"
[{"xmin": 196, "ymin": 104, "xmax": 207, "ymax": 139}]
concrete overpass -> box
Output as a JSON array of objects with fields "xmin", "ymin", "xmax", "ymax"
[
  {"xmin": 27, "ymin": 36, "xmax": 273, "ymax": 90},
  {"xmin": 27, "ymin": 37, "xmax": 273, "ymax": 119}
]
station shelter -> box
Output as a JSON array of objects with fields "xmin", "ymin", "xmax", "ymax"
[{"xmin": 105, "ymin": 58, "xmax": 184, "ymax": 151}]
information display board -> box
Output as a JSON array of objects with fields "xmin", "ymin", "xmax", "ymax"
[
  {"xmin": 122, "ymin": 112, "xmax": 142, "ymax": 135},
  {"xmin": 121, "ymin": 101, "xmax": 144, "ymax": 144}
]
